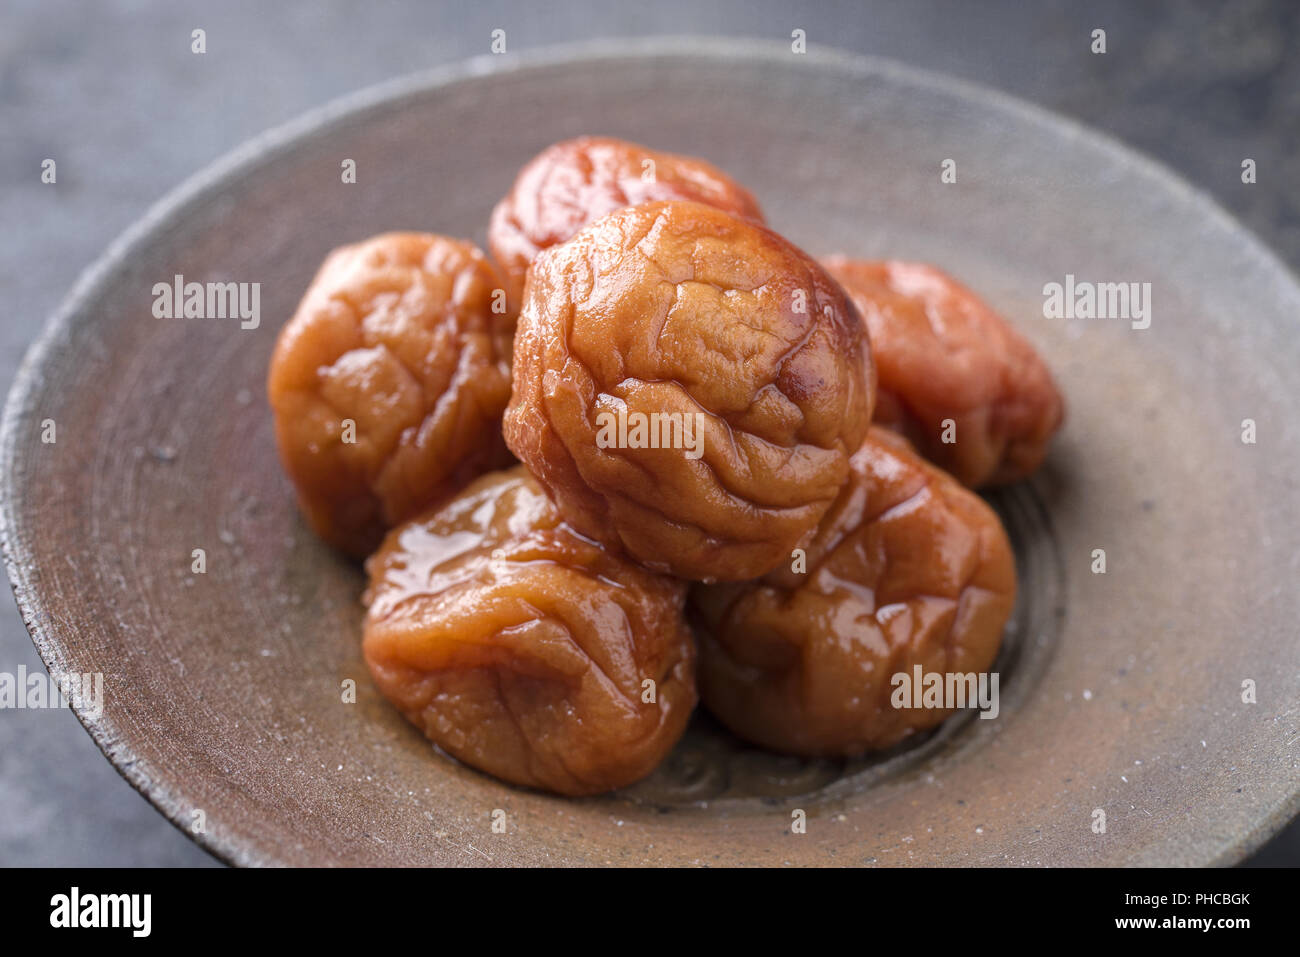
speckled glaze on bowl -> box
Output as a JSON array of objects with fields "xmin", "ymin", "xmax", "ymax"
[{"xmin": 3, "ymin": 38, "xmax": 1298, "ymax": 867}]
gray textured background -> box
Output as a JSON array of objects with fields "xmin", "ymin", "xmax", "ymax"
[{"xmin": 1, "ymin": 0, "xmax": 1296, "ymax": 866}]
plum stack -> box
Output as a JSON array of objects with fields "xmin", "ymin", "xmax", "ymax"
[{"xmin": 269, "ymin": 136, "xmax": 1063, "ymax": 795}]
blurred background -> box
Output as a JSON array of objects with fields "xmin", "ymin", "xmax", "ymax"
[{"xmin": 1, "ymin": 0, "xmax": 1296, "ymax": 866}]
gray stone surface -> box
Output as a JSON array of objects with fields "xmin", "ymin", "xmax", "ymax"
[{"xmin": 1, "ymin": 0, "xmax": 1295, "ymax": 866}]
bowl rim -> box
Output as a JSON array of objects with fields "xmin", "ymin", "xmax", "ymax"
[{"xmin": 4, "ymin": 35, "xmax": 1298, "ymax": 868}]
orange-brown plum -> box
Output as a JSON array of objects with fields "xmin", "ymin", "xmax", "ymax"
[
  {"xmin": 362, "ymin": 466, "xmax": 697, "ymax": 796},
  {"xmin": 504, "ymin": 200, "xmax": 875, "ymax": 582},
  {"xmin": 823, "ymin": 257, "xmax": 1064, "ymax": 487},
  {"xmin": 488, "ymin": 136, "xmax": 764, "ymax": 307},
  {"xmin": 268, "ymin": 233, "xmax": 515, "ymax": 558},
  {"xmin": 691, "ymin": 427, "xmax": 1016, "ymax": 757}
]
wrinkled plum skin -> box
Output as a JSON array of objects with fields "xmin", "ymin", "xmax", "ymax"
[
  {"xmin": 504, "ymin": 200, "xmax": 875, "ymax": 583},
  {"xmin": 823, "ymin": 257, "xmax": 1064, "ymax": 488},
  {"xmin": 488, "ymin": 136, "xmax": 765, "ymax": 308},
  {"xmin": 691, "ymin": 428, "xmax": 1016, "ymax": 757},
  {"xmin": 362, "ymin": 466, "xmax": 697, "ymax": 796},
  {"xmin": 268, "ymin": 233, "xmax": 515, "ymax": 558}
]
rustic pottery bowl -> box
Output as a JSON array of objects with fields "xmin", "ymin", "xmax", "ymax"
[{"xmin": 4, "ymin": 38, "xmax": 1298, "ymax": 866}]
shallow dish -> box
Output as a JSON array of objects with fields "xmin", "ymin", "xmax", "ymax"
[{"xmin": 4, "ymin": 38, "xmax": 1298, "ymax": 866}]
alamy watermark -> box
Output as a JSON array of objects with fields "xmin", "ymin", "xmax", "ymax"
[
  {"xmin": 595, "ymin": 406, "xmax": 706, "ymax": 459},
  {"xmin": 50, "ymin": 887, "xmax": 150, "ymax": 937},
  {"xmin": 1042, "ymin": 274, "xmax": 1151, "ymax": 330},
  {"xmin": 890, "ymin": 666, "xmax": 999, "ymax": 719},
  {"xmin": 0, "ymin": 665, "xmax": 103, "ymax": 720},
  {"xmin": 152, "ymin": 274, "xmax": 260, "ymax": 329}
]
